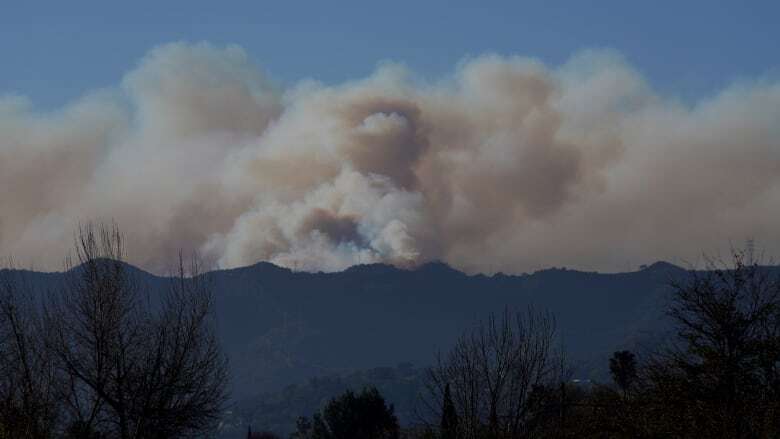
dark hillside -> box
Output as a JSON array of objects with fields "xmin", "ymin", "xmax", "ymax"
[{"xmin": 2, "ymin": 261, "xmax": 686, "ymax": 398}]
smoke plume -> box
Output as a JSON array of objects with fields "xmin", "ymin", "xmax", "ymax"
[{"xmin": 2, "ymin": 42, "xmax": 779, "ymax": 273}]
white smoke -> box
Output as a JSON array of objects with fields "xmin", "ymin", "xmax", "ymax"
[{"xmin": 1, "ymin": 42, "xmax": 779, "ymax": 274}]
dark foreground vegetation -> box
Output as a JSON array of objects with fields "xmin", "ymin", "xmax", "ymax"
[
  {"xmin": 253, "ymin": 249, "xmax": 780, "ymax": 439},
  {"xmin": 2, "ymin": 225, "xmax": 779, "ymax": 438},
  {"xmin": 0, "ymin": 225, "xmax": 228, "ymax": 438}
]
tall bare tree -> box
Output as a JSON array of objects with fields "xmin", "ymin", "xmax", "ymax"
[
  {"xmin": 0, "ymin": 267, "xmax": 60, "ymax": 438},
  {"xmin": 422, "ymin": 308, "xmax": 562, "ymax": 439},
  {"xmin": 633, "ymin": 248, "xmax": 780, "ymax": 438},
  {"xmin": 44, "ymin": 223, "xmax": 229, "ymax": 438}
]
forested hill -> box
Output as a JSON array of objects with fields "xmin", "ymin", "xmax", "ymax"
[{"xmin": 2, "ymin": 260, "xmax": 687, "ymax": 399}]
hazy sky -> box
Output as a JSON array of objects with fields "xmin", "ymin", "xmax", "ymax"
[{"xmin": 2, "ymin": 1, "xmax": 778, "ymax": 108}]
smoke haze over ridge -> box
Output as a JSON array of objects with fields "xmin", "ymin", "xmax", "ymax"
[{"xmin": 2, "ymin": 42, "xmax": 779, "ymax": 274}]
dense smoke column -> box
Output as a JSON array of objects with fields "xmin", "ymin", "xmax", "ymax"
[{"xmin": 1, "ymin": 43, "xmax": 779, "ymax": 274}]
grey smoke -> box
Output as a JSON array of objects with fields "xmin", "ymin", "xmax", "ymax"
[{"xmin": 1, "ymin": 43, "xmax": 779, "ymax": 274}]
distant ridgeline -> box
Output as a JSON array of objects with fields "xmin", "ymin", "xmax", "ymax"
[{"xmin": 3, "ymin": 260, "xmax": 694, "ymax": 435}]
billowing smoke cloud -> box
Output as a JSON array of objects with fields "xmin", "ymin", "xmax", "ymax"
[{"xmin": 2, "ymin": 42, "xmax": 779, "ymax": 274}]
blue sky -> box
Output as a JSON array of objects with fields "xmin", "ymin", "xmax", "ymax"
[{"xmin": 2, "ymin": 1, "xmax": 778, "ymax": 109}]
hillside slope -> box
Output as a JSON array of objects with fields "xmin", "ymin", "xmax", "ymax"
[{"xmin": 2, "ymin": 260, "xmax": 685, "ymax": 399}]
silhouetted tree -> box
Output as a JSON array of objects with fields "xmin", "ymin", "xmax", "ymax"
[
  {"xmin": 609, "ymin": 351, "xmax": 637, "ymax": 398},
  {"xmin": 292, "ymin": 387, "xmax": 399, "ymax": 439},
  {"xmin": 43, "ymin": 223, "xmax": 229, "ymax": 438},
  {"xmin": 440, "ymin": 383, "xmax": 458, "ymax": 439},
  {"xmin": 630, "ymin": 248, "xmax": 780, "ymax": 438},
  {"xmin": 0, "ymin": 267, "xmax": 59, "ymax": 439},
  {"xmin": 422, "ymin": 308, "xmax": 563, "ymax": 439}
]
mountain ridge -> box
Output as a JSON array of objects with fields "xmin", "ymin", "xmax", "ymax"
[
  {"xmin": 2, "ymin": 258, "xmax": 686, "ymax": 279},
  {"xmin": 1, "ymin": 257, "xmax": 695, "ymax": 403}
]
